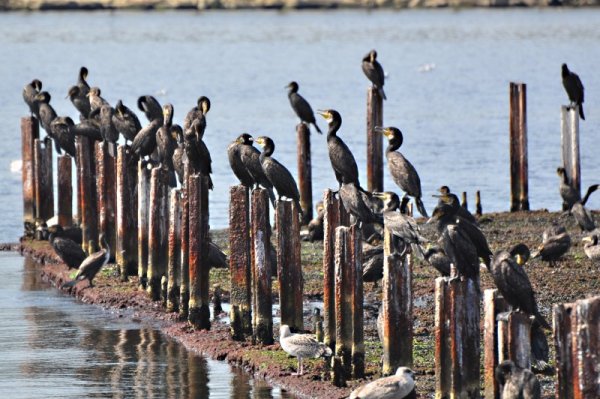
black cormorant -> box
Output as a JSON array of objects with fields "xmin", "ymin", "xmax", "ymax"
[
  {"xmin": 423, "ymin": 245, "xmax": 451, "ymax": 277},
  {"xmin": 304, "ymin": 201, "xmax": 324, "ymax": 242},
  {"xmin": 583, "ymin": 234, "xmax": 600, "ymax": 262},
  {"xmin": 72, "ymin": 120, "xmax": 103, "ymax": 142},
  {"xmin": 228, "ymin": 134, "xmax": 255, "ymax": 188},
  {"xmin": 571, "ymin": 202, "xmax": 596, "ymax": 232},
  {"xmin": 49, "ymin": 117, "xmax": 77, "ymax": 157},
  {"xmin": 376, "ymin": 126, "xmax": 427, "ymax": 217},
  {"xmin": 172, "ymin": 125, "xmax": 185, "ymax": 186},
  {"xmin": 184, "ymin": 119, "xmax": 213, "ymax": 190},
  {"xmin": 361, "ymin": 49, "xmax": 386, "ymax": 100},
  {"xmin": 156, "ymin": 104, "xmax": 178, "ymax": 187},
  {"xmin": 99, "ymin": 105, "xmax": 119, "ymax": 157},
  {"xmin": 556, "ymin": 167, "xmax": 598, "ymax": 210},
  {"xmin": 34, "ymin": 91, "xmax": 57, "ymax": 137},
  {"xmin": 286, "ymin": 82, "xmax": 322, "ymax": 134},
  {"xmin": 434, "ymin": 186, "xmax": 477, "ymax": 225},
  {"xmin": 208, "ymin": 241, "xmax": 228, "ymax": 269},
  {"xmin": 532, "ymin": 223, "xmax": 571, "ymax": 266},
  {"xmin": 48, "ymin": 224, "xmax": 82, "ymax": 244},
  {"xmin": 362, "ymin": 246, "xmax": 383, "ymax": 283},
  {"xmin": 23, "ymin": 79, "xmax": 42, "ymax": 118},
  {"xmin": 137, "ymin": 95, "xmax": 163, "ymax": 123},
  {"xmin": 67, "ymin": 86, "xmax": 91, "ymax": 120},
  {"xmin": 495, "ymin": 360, "xmax": 541, "ymax": 399},
  {"xmin": 561, "ymin": 63, "xmax": 585, "ymax": 120},
  {"xmin": 339, "ymin": 183, "xmax": 381, "ymax": 226},
  {"xmin": 77, "ymin": 66, "xmax": 90, "ymax": 96},
  {"xmin": 49, "ymin": 230, "xmax": 86, "ymax": 269},
  {"xmin": 87, "ymin": 87, "xmax": 110, "ymax": 120},
  {"xmin": 113, "ymin": 100, "xmax": 141, "ymax": 144},
  {"xmin": 183, "ymin": 96, "xmax": 210, "ymax": 134},
  {"xmin": 131, "ymin": 118, "xmax": 161, "ymax": 160},
  {"xmin": 61, "ymin": 234, "xmax": 110, "ymax": 288},
  {"xmin": 234, "ymin": 134, "xmax": 276, "ymax": 206}
]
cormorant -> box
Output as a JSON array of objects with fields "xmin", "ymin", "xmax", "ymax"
[
  {"xmin": 361, "ymin": 49, "xmax": 386, "ymax": 100},
  {"xmin": 350, "ymin": 367, "xmax": 416, "ymax": 399},
  {"xmin": 99, "ymin": 105, "xmax": 119, "ymax": 157},
  {"xmin": 303, "ymin": 201, "xmax": 324, "ymax": 242},
  {"xmin": 362, "ymin": 247, "xmax": 383, "ymax": 283},
  {"xmin": 77, "ymin": 66, "xmax": 90, "ymax": 97},
  {"xmin": 582, "ymin": 234, "xmax": 600, "ymax": 262},
  {"xmin": 434, "ymin": 186, "xmax": 477, "ymax": 225},
  {"xmin": 172, "ymin": 125, "xmax": 185, "ymax": 186},
  {"xmin": 48, "ymin": 224, "xmax": 82, "ymax": 244},
  {"xmin": 131, "ymin": 118, "xmax": 161, "ymax": 161},
  {"xmin": 87, "ymin": 87, "xmax": 110, "ymax": 120},
  {"xmin": 61, "ymin": 234, "xmax": 110, "ymax": 288},
  {"xmin": 49, "ymin": 230, "xmax": 86, "ymax": 269},
  {"xmin": 230, "ymin": 134, "xmax": 276, "ymax": 206},
  {"xmin": 495, "ymin": 360, "xmax": 541, "ymax": 399},
  {"xmin": 34, "ymin": 91, "xmax": 57, "ymax": 137},
  {"xmin": 156, "ymin": 104, "xmax": 178, "ymax": 187},
  {"xmin": 49, "ymin": 117, "xmax": 77, "ymax": 157},
  {"xmin": 67, "ymin": 86, "xmax": 91, "ymax": 120},
  {"xmin": 183, "ymin": 96, "xmax": 210, "ymax": 134},
  {"xmin": 556, "ymin": 167, "xmax": 598, "ymax": 210},
  {"xmin": 286, "ymin": 81, "xmax": 322, "ymax": 134},
  {"xmin": 137, "ymin": 95, "xmax": 163, "ymax": 123},
  {"xmin": 72, "ymin": 120, "xmax": 103, "ymax": 142},
  {"xmin": 423, "ymin": 245, "xmax": 451, "ymax": 276},
  {"xmin": 208, "ymin": 241, "xmax": 228, "ymax": 269},
  {"xmin": 279, "ymin": 324, "xmax": 332, "ymax": 376},
  {"xmin": 23, "ymin": 79, "xmax": 42, "ymax": 118},
  {"xmin": 339, "ymin": 183, "xmax": 381, "ymax": 226},
  {"xmin": 571, "ymin": 202, "xmax": 596, "ymax": 232},
  {"xmin": 227, "ymin": 134, "xmax": 255, "ymax": 188},
  {"xmin": 112, "ymin": 100, "xmax": 141, "ymax": 144},
  {"xmin": 561, "ymin": 63, "xmax": 585, "ymax": 120},
  {"xmin": 255, "ymin": 136, "xmax": 301, "ymax": 212},
  {"xmin": 532, "ymin": 223, "xmax": 571, "ymax": 266},
  {"xmin": 184, "ymin": 119, "xmax": 213, "ymax": 190},
  {"xmin": 376, "ymin": 126, "xmax": 427, "ymax": 217},
  {"xmin": 488, "ymin": 244, "xmax": 551, "ymax": 330}
]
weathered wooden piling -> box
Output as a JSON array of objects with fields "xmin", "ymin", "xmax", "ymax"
[
  {"xmin": 276, "ymin": 199, "xmax": 303, "ymax": 332},
  {"xmin": 95, "ymin": 141, "xmax": 117, "ymax": 259},
  {"xmin": 560, "ymin": 105, "xmax": 581, "ymax": 207},
  {"xmin": 57, "ymin": 155, "xmax": 73, "ymax": 227},
  {"xmin": 553, "ymin": 295, "xmax": 600, "ymax": 399},
  {"xmin": 229, "ymin": 185, "xmax": 252, "ymax": 339},
  {"xmin": 212, "ymin": 284, "xmax": 223, "ymax": 316},
  {"xmin": 179, "ymin": 176, "xmax": 190, "ymax": 319},
  {"xmin": 188, "ymin": 174, "xmax": 211, "ymax": 330},
  {"xmin": 461, "ymin": 191, "xmax": 468, "ymax": 211},
  {"xmin": 21, "ymin": 117, "xmax": 38, "ymax": 223},
  {"xmin": 382, "ymin": 226, "xmax": 413, "ymax": 375},
  {"xmin": 483, "ymin": 289, "xmax": 509, "ymax": 399},
  {"xmin": 34, "ymin": 138, "xmax": 54, "ymax": 221},
  {"xmin": 349, "ymin": 224, "xmax": 364, "ymax": 379},
  {"xmin": 323, "ymin": 190, "xmax": 340, "ymax": 350},
  {"xmin": 147, "ymin": 167, "xmax": 169, "ymax": 301},
  {"xmin": 167, "ymin": 189, "xmax": 181, "ymax": 313},
  {"xmin": 296, "ymin": 123, "xmax": 313, "ymax": 225},
  {"xmin": 334, "ymin": 226, "xmax": 353, "ymax": 383},
  {"xmin": 116, "ymin": 146, "xmax": 137, "ymax": 280},
  {"xmin": 366, "ymin": 86, "xmax": 384, "ymax": 193},
  {"xmin": 509, "ymin": 82, "xmax": 529, "ymax": 212},
  {"xmin": 435, "ymin": 276, "xmax": 481, "ymax": 399},
  {"xmin": 137, "ymin": 161, "xmax": 150, "ymax": 288},
  {"xmin": 476, "ymin": 190, "xmax": 483, "ymax": 217},
  {"xmin": 76, "ymin": 136, "xmax": 98, "ymax": 254},
  {"xmin": 251, "ymin": 188, "xmax": 273, "ymax": 345}
]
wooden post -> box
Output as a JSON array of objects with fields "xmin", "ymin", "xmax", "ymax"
[
  {"xmin": 497, "ymin": 311, "xmax": 532, "ymax": 369},
  {"xmin": 34, "ymin": 138, "xmax": 54, "ymax": 221},
  {"xmin": 334, "ymin": 226, "xmax": 352, "ymax": 382},
  {"xmin": 229, "ymin": 185, "xmax": 252, "ymax": 340},
  {"xmin": 21, "ymin": 117, "xmax": 38, "ymax": 223},
  {"xmin": 251, "ymin": 188, "xmax": 273, "ymax": 345},
  {"xmin": 349, "ymin": 224, "xmax": 364, "ymax": 379},
  {"xmin": 483, "ymin": 289, "xmax": 508, "ymax": 399},
  {"xmin": 116, "ymin": 146, "xmax": 137, "ymax": 280},
  {"xmin": 188, "ymin": 174, "xmax": 210, "ymax": 330},
  {"xmin": 561, "ymin": 105, "xmax": 581, "ymax": 207},
  {"xmin": 366, "ymin": 86, "xmax": 383, "ymax": 193},
  {"xmin": 167, "ymin": 189, "xmax": 181, "ymax": 313},
  {"xmin": 137, "ymin": 161, "xmax": 150, "ymax": 289},
  {"xmin": 147, "ymin": 168, "xmax": 168, "ymax": 301},
  {"xmin": 179, "ymin": 174, "xmax": 190, "ymax": 319},
  {"xmin": 296, "ymin": 123, "xmax": 313, "ymax": 225},
  {"xmin": 323, "ymin": 189, "xmax": 339, "ymax": 350},
  {"xmin": 435, "ymin": 277, "xmax": 481, "ymax": 399},
  {"xmin": 57, "ymin": 155, "xmax": 73, "ymax": 227},
  {"xmin": 76, "ymin": 136, "xmax": 97, "ymax": 254},
  {"xmin": 276, "ymin": 199, "xmax": 303, "ymax": 332},
  {"xmin": 382, "ymin": 226, "xmax": 413, "ymax": 375},
  {"xmin": 476, "ymin": 190, "xmax": 483, "ymax": 217},
  {"xmin": 509, "ymin": 82, "xmax": 529, "ymax": 212},
  {"xmin": 95, "ymin": 141, "xmax": 117, "ymax": 260}
]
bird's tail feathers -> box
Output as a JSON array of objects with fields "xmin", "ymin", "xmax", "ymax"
[
  {"xmin": 579, "ymin": 104, "xmax": 585, "ymax": 120},
  {"xmin": 313, "ymin": 122, "xmax": 323, "ymax": 135},
  {"xmin": 379, "ymin": 87, "xmax": 387, "ymax": 101},
  {"xmin": 534, "ymin": 309, "xmax": 552, "ymax": 330},
  {"xmin": 416, "ymin": 198, "xmax": 428, "ymax": 218}
]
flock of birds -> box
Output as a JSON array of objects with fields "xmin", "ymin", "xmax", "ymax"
[{"xmin": 22, "ymin": 53, "xmax": 598, "ymax": 398}]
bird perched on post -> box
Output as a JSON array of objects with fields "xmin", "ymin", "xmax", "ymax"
[
  {"xmin": 61, "ymin": 234, "xmax": 110, "ymax": 289},
  {"xmin": 183, "ymin": 96, "xmax": 210, "ymax": 134},
  {"xmin": 279, "ymin": 324, "xmax": 332, "ymax": 376},
  {"xmin": 361, "ymin": 49, "xmax": 386, "ymax": 100},
  {"xmin": 495, "ymin": 360, "xmax": 541, "ymax": 399},
  {"xmin": 338, "ymin": 183, "xmax": 381, "ymax": 226},
  {"xmin": 23, "ymin": 79, "xmax": 42, "ymax": 118},
  {"xmin": 561, "ymin": 63, "xmax": 585, "ymax": 120},
  {"xmin": 112, "ymin": 100, "xmax": 142, "ymax": 145},
  {"xmin": 350, "ymin": 367, "xmax": 416, "ymax": 399},
  {"xmin": 49, "ymin": 117, "xmax": 77, "ymax": 157},
  {"xmin": 99, "ymin": 105, "xmax": 119, "ymax": 157},
  {"xmin": 286, "ymin": 81, "xmax": 322, "ymax": 134},
  {"xmin": 87, "ymin": 87, "xmax": 110, "ymax": 122},
  {"xmin": 156, "ymin": 103, "xmax": 178, "ymax": 187},
  {"xmin": 34, "ymin": 91, "xmax": 57, "ymax": 138},
  {"xmin": 184, "ymin": 118, "xmax": 213, "ymax": 190},
  {"xmin": 137, "ymin": 95, "xmax": 163, "ymax": 123}
]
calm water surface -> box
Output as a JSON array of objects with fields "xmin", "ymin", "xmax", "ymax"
[
  {"xmin": 0, "ymin": 9, "xmax": 599, "ymax": 242},
  {"xmin": 0, "ymin": 252, "xmax": 294, "ymax": 398}
]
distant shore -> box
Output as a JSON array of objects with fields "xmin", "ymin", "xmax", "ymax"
[{"xmin": 1, "ymin": 0, "xmax": 598, "ymax": 11}]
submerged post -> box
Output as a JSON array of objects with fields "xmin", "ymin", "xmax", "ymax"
[
  {"xmin": 382, "ymin": 226, "xmax": 413, "ymax": 375},
  {"xmin": 95, "ymin": 141, "xmax": 117, "ymax": 259},
  {"xmin": 509, "ymin": 82, "xmax": 529, "ymax": 212},
  {"xmin": 57, "ymin": 155, "xmax": 73, "ymax": 227},
  {"xmin": 34, "ymin": 138, "xmax": 54, "ymax": 221},
  {"xmin": 166, "ymin": 189, "xmax": 181, "ymax": 313},
  {"xmin": 137, "ymin": 161, "xmax": 150, "ymax": 289},
  {"xmin": 21, "ymin": 117, "xmax": 39, "ymax": 223},
  {"xmin": 116, "ymin": 146, "xmax": 137, "ymax": 280},
  {"xmin": 296, "ymin": 123, "xmax": 313, "ymax": 225},
  {"xmin": 560, "ymin": 105, "xmax": 581, "ymax": 208},
  {"xmin": 251, "ymin": 188, "xmax": 273, "ymax": 345},
  {"xmin": 76, "ymin": 136, "xmax": 97, "ymax": 254},
  {"xmin": 179, "ymin": 169, "xmax": 190, "ymax": 319},
  {"xmin": 188, "ymin": 174, "xmax": 210, "ymax": 330},
  {"xmin": 323, "ymin": 189, "xmax": 340, "ymax": 350},
  {"xmin": 349, "ymin": 224, "xmax": 364, "ymax": 379},
  {"xmin": 229, "ymin": 185, "xmax": 252, "ymax": 340},
  {"xmin": 334, "ymin": 226, "xmax": 352, "ymax": 382},
  {"xmin": 366, "ymin": 86, "xmax": 384, "ymax": 193}
]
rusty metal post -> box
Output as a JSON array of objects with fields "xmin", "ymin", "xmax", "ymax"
[
  {"xmin": 76, "ymin": 136, "xmax": 97, "ymax": 254},
  {"xmin": 34, "ymin": 138, "xmax": 54, "ymax": 221},
  {"xmin": 95, "ymin": 141, "xmax": 117, "ymax": 259},
  {"xmin": 435, "ymin": 277, "xmax": 481, "ymax": 399},
  {"xmin": 366, "ymin": 86, "xmax": 384, "ymax": 193},
  {"xmin": 57, "ymin": 155, "xmax": 73, "ymax": 227},
  {"xmin": 137, "ymin": 161, "xmax": 150, "ymax": 289},
  {"xmin": 509, "ymin": 82, "xmax": 529, "ymax": 212},
  {"xmin": 188, "ymin": 174, "xmax": 210, "ymax": 330},
  {"xmin": 382, "ymin": 226, "xmax": 413, "ymax": 375},
  {"xmin": 323, "ymin": 189, "xmax": 339, "ymax": 350},
  {"xmin": 334, "ymin": 226, "xmax": 352, "ymax": 381},
  {"xmin": 276, "ymin": 199, "xmax": 303, "ymax": 332},
  {"xmin": 497, "ymin": 311, "xmax": 532, "ymax": 370},
  {"xmin": 296, "ymin": 123, "xmax": 313, "ymax": 225},
  {"xmin": 484, "ymin": 289, "xmax": 508, "ymax": 399},
  {"xmin": 21, "ymin": 117, "xmax": 39, "ymax": 223},
  {"xmin": 349, "ymin": 224, "xmax": 364, "ymax": 379},
  {"xmin": 167, "ymin": 189, "xmax": 181, "ymax": 313},
  {"xmin": 179, "ymin": 169, "xmax": 190, "ymax": 319},
  {"xmin": 148, "ymin": 168, "xmax": 168, "ymax": 301},
  {"xmin": 251, "ymin": 188, "xmax": 273, "ymax": 345},
  {"xmin": 561, "ymin": 105, "xmax": 581, "ymax": 208},
  {"xmin": 229, "ymin": 185, "xmax": 252, "ymax": 340},
  {"xmin": 553, "ymin": 303, "xmax": 575, "ymax": 399},
  {"xmin": 116, "ymin": 146, "xmax": 137, "ymax": 280}
]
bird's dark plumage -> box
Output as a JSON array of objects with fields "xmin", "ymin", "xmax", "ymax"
[
  {"xmin": 99, "ymin": 105, "xmax": 119, "ymax": 157},
  {"xmin": 234, "ymin": 134, "xmax": 276, "ymax": 206},
  {"xmin": 131, "ymin": 119, "xmax": 161, "ymax": 159},
  {"xmin": 436, "ymin": 186, "xmax": 477, "ymax": 225},
  {"xmin": 495, "ymin": 360, "xmax": 541, "ymax": 399},
  {"xmin": 183, "ymin": 96, "xmax": 210, "ymax": 134},
  {"xmin": 562, "ymin": 63, "xmax": 585, "ymax": 120},
  {"xmin": 286, "ymin": 82, "xmax": 322, "ymax": 134},
  {"xmin": 339, "ymin": 183, "xmax": 381, "ymax": 226},
  {"xmin": 571, "ymin": 202, "xmax": 596, "ymax": 232},
  {"xmin": 208, "ymin": 241, "xmax": 228, "ymax": 269},
  {"xmin": 228, "ymin": 134, "xmax": 256, "ymax": 188},
  {"xmin": 137, "ymin": 95, "xmax": 163, "ymax": 123},
  {"xmin": 424, "ymin": 245, "xmax": 451, "ymax": 276},
  {"xmin": 156, "ymin": 104, "xmax": 178, "ymax": 187},
  {"xmin": 172, "ymin": 126, "xmax": 185, "ymax": 186},
  {"xmin": 88, "ymin": 87, "xmax": 109, "ymax": 121},
  {"xmin": 72, "ymin": 120, "xmax": 103, "ymax": 142},
  {"xmin": 35, "ymin": 91, "xmax": 57, "ymax": 137},
  {"xmin": 362, "ymin": 246, "xmax": 383, "ymax": 283},
  {"xmin": 61, "ymin": 234, "xmax": 110, "ymax": 289},
  {"xmin": 50, "ymin": 233, "xmax": 86, "ymax": 270},
  {"xmin": 67, "ymin": 85, "xmax": 91, "ymax": 120},
  {"xmin": 304, "ymin": 202, "xmax": 324, "ymax": 242},
  {"xmin": 184, "ymin": 119, "xmax": 213, "ymax": 190},
  {"xmin": 113, "ymin": 100, "xmax": 141, "ymax": 143},
  {"xmin": 50, "ymin": 117, "xmax": 77, "ymax": 157},
  {"xmin": 23, "ymin": 79, "xmax": 42, "ymax": 117},
  {"xmin": 362, "ymin": 49, "xmax": 386, "ymax": 100},
  {"xmin": 533, "ymin": 223, "xmax": 571, "ymax": 265}
]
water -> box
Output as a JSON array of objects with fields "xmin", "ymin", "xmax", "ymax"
[
  {"xmin": 0, "ymin": 252, "xmax": 293, "ymax": 398},
  {"xmin": 1, "ymin": 9, "xmax": 599, "ymax": 242}
]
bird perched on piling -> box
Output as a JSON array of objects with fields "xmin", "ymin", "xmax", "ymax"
[
  {"xmin": 71, "ymin": 120, "xmax": 103, "ymax": 142},
  {"xmin": 532, "ymin": 223, "xmax": 571, "ymax": 266},
  {"xmin": 279, "ymin": 324, "xmax": 332, "ymax": 376},
  {"xmin": 376, "ymin": 127, "xmax": 427, "ymax": 218},
  {"xmin": 556, "ymin": 167, "xmax": 598, "ymax": 210},
  {"xmin": 286, "ymin": 81, "xmax": 322, "ymax": 134},
  {"xmin": 49, "ymin": 228, "xmax": 86, "ymax": 270},
  {"xmin": 255, "ymin": 136, "xmax": 301, "ymax": 213},
  {"xmin": 131, "ymin": 118, "xmax": 161, "ymax": 161},
  {"xmin": 183, "ymin": 96, "xmax": 210, "ymax": 134},
  {"xmin": 184, "ymin": 118, "xmax": 213, "ymax": 190},
  {"xmin": 77, "ymin": 66, "xmax": 90, "ymax": 98},
  {"xmin": 137, "ymin": 95, "xmax": 163, "ymax": 123},
  {"xmin": 156, "ymin": 104, "xmax": 178, "ymax": 187},
  {"xmin": 99, "ymin": 105, "xmax": 119, "ymax": 157},
  {"xmin": 362, "ymin": 246, "xmax": 384, "ymax": 283},
  {"xmin": 172, "ymin": 125, "xmax": 185, "ymax": 186},
  {"xmin": 87, "ymin": 87, "xmax": 110, "ymax": 121},
  {"xmin": 582, "ymin": 234, "xmax": 600, "ymax": 262},
  {"xmin": 112, "ymin": 100, "xmax": 142, "ymax": 145},
  {"xmin": 561, "ymin": 63, "xmax": 585, "ymax": 120},
  {"xmin": 349, "ymin": 367, "xmax": 416, "ymax": 399},
  {"xmin": 339, "ymin": 183, "xmax": 381, "ymax": 226},
  {"xmin": 23, "ymin": 79, "xmax": 42, "ymax": 118},
  {"xmin": 423, "ymin": 245, "xmax": 451, "ymax": 277},
  {"xmin": 67, "ymin": 86, "xmax": 91, "ymax": 120},
  {"xmin": 34, "ymin": 91, "xmax": 57, "ymax": 138},
  {"xmin": 436, "ymin": 186, "xmax": 477, "ymax": 225},
  {"xmin": 361, "ymin": 49, "xmax": 386, "ymax": 100},
  {"xmin": 61, "ymin": 234, "xmax": 110, "ymax": 289},
  {"xmin": 49, "ymin": 117, "xmax": 77, "ymax": 157},
  {"xmin": 495, "ymin": 360, "xmax": 541, "ymax": 399}
]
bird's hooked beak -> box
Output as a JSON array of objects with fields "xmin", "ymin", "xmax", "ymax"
[
  {"xmin": 582, "ymin": 236, "xmax": 593, "ymax": 244},
  {"xmin": 374, "ymin": 126, "xmax": 391, "ymax": 137},
  {"xmin": 372, "ymin": 192, "xmax": 388, "ymax": 201},
  {"xmin": 515, "ymin": 254, "xmax": 525, "ymax": 266},
  {"xmin": 317, "ymin": 110, "xmax": 331, "ymax": 122},
  {"xmin": 254, "ymin": 137, "xmax": 264, "ymax": 146}
]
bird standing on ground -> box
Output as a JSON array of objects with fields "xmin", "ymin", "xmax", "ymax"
[
  {"xmin": 532, "ymin": 223, "xmax": 571, "ymax": 266},
  {"xmin": 49, "ymin": 229, "xmax": 86, "ymax": 270},
  {"xmin": 279, "ymin": 324, "xmax": 332, "ymax": 376},
  {"xmin": 349, "ymin": 367, "xmax": 416, "ymax": 399},
  {"xmin": 556, "ymin": 167, "xmax": 598, "ymax": 210},
  {"xmin": 361, "ymin": 49, "xmax": 387, "ymax": 100},
  {"xmin": 304, "ymin": 202, "xmax": 324, "ymax": 242},
  {"xmin": 583, "ymin": 234, "xmax": 600, "ymax": 262},
  {"xmin": 562, "ymin": 63, "xmax": 585, "ymax": 120},
  {"xmin": 61, "ymin": 234, "xmax": 110, "ymax": 289},
  {"xmin": 495, "ymin": 360, "xmax": 541, "ymax": 399},
  {"xmin": 286, "ymin": 81, "xmax": 322, "ymax": 134}
]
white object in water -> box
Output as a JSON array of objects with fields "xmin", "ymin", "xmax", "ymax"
[
  {"xmin": 10, "ymin": 159, "xmax": 22, "ymax": 173},
  {"xmin": 417, "ymin": 63, "xmax": 436, "ymax": 73}
]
